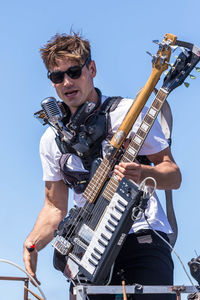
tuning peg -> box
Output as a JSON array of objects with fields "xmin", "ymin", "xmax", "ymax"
[
  {"xmin": 152, "ymin": 40, "xmax": 167, "ymax": 51},
  {"xmin": 160, "ymin": 55, "xmax": 168, "ymax": 65},
  {"xmin": 146, "ymin": 51, "xmax": 154, "ymax": 57},
  {"xmin": 170, "ymin": 45, "xmax": 178, "ymax": 52},
  {"xmin": 184, "ymin": 82, "xmax": 190, "ymax": 88},
  {"xmin": 190, "ymin": 74, "xmax": 196, "ymax": 79},
  {"xmin": 146, "ymin": 51, "xmax": 160, "ymax": 63},
  {"xmin": 164, "ymin": 61, "xmax": 174, "ymax": 68},
  {"xmin": 181, "ymin": 47, "xmax": 190, "ymax": 57},
  {"xmin": 152, "ymin": 40, "xmax": 160, "ymax": 45},
  {"xmin": 195, "ymin": 67, "xmax": 200, "ymax": 72},
  {"xmin": 153, "ymin": 39, "xmax": 178, "ymax": 54}
]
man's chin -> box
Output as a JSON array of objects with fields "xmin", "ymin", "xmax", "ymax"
[{"xmin": 62, "ymin": 98, "xmax": 84, "ymax": 114}]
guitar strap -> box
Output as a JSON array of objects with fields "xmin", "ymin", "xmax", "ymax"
[{"xmin": 158, "ymin": 89, "xmax": 178, "ymax": 247}]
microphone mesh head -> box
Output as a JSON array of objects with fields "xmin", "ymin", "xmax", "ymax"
[{"xmin": 41, "ymin": 97, "xmax": 63, "ymax": 122}]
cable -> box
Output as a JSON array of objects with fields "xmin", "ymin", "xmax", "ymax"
[
  {"xmin": 138, "ymin": 176, "xmax": 198, "ymax": 292},
  {"xmin": 0, "ymin": 259, "xmax": 47, "ymax": 300},
  {"xmin": 131, "ymin": 176, "xmax": 157, "ymax": 221},
  {"xmin": 105, "ymin": 261, "xmax": 115, "ymax": 286},
  {"xmin": 138, "ymin": 176, "xmax": 157, "ymax": 198},
  {"xmin": 144, "ymin": 217, "xmax": 199, "ymax": 293}
]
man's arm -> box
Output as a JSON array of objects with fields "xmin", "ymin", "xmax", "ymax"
[
  {"xmin": 114, "ymin": 147, "xmax": 182, "ymax": 190},
  {"xmin": 23, "ymin": 180, "xmax": 68, "ymax": 284}
]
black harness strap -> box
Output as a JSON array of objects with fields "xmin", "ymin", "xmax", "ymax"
[{"xmin": 56, "ymin": 95, "xmax": 123, "ymax": 171}]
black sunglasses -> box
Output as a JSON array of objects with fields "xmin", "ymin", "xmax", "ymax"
[{"xmin": 47, "ymin": 57, "xmax": 90, "ymax": 84}]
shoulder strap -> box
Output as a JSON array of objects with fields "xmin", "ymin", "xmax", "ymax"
[
  {"xmin": 100, "ymin": 96, "xmax": 123, "ymax": 113},
  {"xmin": 100, "ymin": 96, "xmax": 124, "ymax": 141},
  {"xmin": 154, "ymin": 88, "xmax": 178, "ymax": 248}
]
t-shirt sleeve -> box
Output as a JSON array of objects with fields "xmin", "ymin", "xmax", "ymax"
[
  {"xmin": 109, "ymin": 98, "xmax": 169, "ymax": 156},
  {"xmin": 135, "ymin": 106, "xmax": 169, "ymax": 155},
  {"xmin": 138, "ymin": 120, "xmax": 169, "ymax": 155},
  {"xmin": 39, "ymin": 128, "xmax": 63, "ymax": 182}
]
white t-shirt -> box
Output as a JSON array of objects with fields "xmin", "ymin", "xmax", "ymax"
[{"xmin": 40, "ymin": 96, "xmax": 172, "ymax": 234}]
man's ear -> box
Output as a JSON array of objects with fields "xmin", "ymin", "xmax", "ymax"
[
  {"xmin": 52, "ymin": 82, "xmax": 56, "ymax": 88},
  {"xmin": 89, "ymin": 60, "xmax": 97, "ymax": 78}
]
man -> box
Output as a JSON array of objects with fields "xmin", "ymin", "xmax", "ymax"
[{"xmin": 23, "ymin": 32, "xmax": 181, "ymax": 299}]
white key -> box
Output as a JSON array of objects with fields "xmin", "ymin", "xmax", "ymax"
[
  {"xmin": 115, "ymin": 203, "xmax": 125, "ymax": 213},
  {"xmin": 98, "ymin": 224, "xmax": 112, "ymax": 240},
  {"xmin": 105, "ymin": 222, "xmax": 115, "ymax": 233},
  {"xmin": 108, "ymin": 206, "xmax": 122, "ymax": 220},
  {"xmin": 98, "ymin": 237, "xmax": 108, "ymax": 247},
  {"xmin": 109, "ymin": 214, "xmax": 119, "ymax": 226},
  {"xmin": 88, "ymin": 257, "xmax": 98, "ymax": 266},
  {"xmin": 91, "ymin": 252, "xmax": 101, "ymax": 261},
  {"xmin": 80, "ymin": 259, "xmax": 95, "ymax": 275},
  {"xmin": 90, "ymin": 237, "xmax": 105, "ymax": 254},
  {"xmin": 118, "ymin": 197, "xmax": 128, "ymax": 206}
]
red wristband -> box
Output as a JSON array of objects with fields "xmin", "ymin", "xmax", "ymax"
[{"xmin": 26, "ymin": 244, "xmax": 36, "ymax": 253}]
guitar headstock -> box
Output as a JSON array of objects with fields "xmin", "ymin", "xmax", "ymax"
[
  {"xmin": 150, "ymin": 33, "xmax": 177, "ymax": 74},
  {"xmin": 163, "ymin": 49, "xmax": 200, "ymax": 93}
]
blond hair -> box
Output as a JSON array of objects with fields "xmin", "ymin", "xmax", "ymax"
[{"xmin": 40, "ymin": 32, "xmax": 91, "ymax": 70}]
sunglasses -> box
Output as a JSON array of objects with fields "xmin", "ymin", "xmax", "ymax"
[{"xmin": 47, "ymin": 57, "xmax": 90, "ymax": 84}]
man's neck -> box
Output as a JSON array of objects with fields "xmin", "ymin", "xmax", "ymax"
[
  {"xmin": 89, "ymin": 87, "xmax": 99, "ymax": 105},
  {"xmin": 70, "ymin": 87, "xmax": 99, "ymax": 115}
]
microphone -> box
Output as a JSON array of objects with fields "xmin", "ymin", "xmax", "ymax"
[
  {"xmin": 41, "ymin": 97, "xmax": 63, "ymax": 123},
  {"xmin": 41, "ymin": 97, "xmax": 73, "ymax": 140}
]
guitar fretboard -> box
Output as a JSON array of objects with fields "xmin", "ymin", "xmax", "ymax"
[
  {"xmin": 83, "ymin": 156, "xmax": 115, "ymax": 203},
  {"xmin": 103, "ymin": 88, "xmax": 169, "ymax": 201}
]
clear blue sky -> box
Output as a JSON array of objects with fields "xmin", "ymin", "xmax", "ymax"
[{"xmin": 0, "ymin": 0, "xmax": 200, "ymax": 299}]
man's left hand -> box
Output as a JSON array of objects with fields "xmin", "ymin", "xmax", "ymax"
[{"xmin": 114, "ymin": 162, "xmax": 141, "ymax": 183}]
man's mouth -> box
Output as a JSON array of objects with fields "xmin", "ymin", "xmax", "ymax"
[{"xmin": 64, "ymin": 90, "xmax": 78, "ymax": 97}]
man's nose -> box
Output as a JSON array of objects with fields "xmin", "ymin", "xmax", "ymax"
[{"xmin": 63, "ymin": 73, "xmax": 73, "ymax": 87}]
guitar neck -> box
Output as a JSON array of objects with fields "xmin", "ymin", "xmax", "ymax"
[{"xmin": 102, "ymin": 87, "xmax": 169, "ymax": 201}]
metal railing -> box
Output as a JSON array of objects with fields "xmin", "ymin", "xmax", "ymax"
[
  {"xmin": 0, "ymin": 276, "xmax": 29, "ymax": 300},
  {"xmin": 74, "ymin": 284, "xmax": 200, "ymax": 300}
]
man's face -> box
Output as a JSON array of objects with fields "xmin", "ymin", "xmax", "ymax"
[{"xmin": 49, "ymin": 58, "xmax": 97, "ymax": 115}]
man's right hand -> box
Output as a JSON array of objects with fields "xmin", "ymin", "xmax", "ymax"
[
  {"xmin": 22, "ymin": 180, "xmax": 69, "ymax": 286},
  {"xmin": 23, "ymin": 243, "xmax": 41, "ymax": 286}
]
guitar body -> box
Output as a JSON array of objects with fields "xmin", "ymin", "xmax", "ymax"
[
  {"xmin": 53, "ymin": 177, "xmax": 143, "ymax": 284},
  {"xmin": 53, "ymin": 157, "xmax": 103, "ymax": 273}
]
